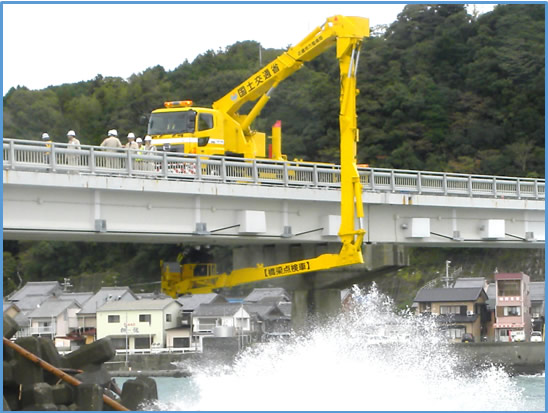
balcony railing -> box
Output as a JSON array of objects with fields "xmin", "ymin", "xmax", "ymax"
[{"xmin": 3, "ymin": 139, "xmax": 544, "ymax": 200}]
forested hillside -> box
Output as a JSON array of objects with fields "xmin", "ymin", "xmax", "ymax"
[
  {"xmin": 4, "ymin": 4, "xmax": 544, "ymax": 176},
  {"xmin": 3, "ymin": 4, "xmax": 545, "ymax": 302}
]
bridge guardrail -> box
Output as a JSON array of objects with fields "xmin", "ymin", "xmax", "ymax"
[{"xmin": 2, "ymin": 139, "xmax": 544, "ymax": 200}]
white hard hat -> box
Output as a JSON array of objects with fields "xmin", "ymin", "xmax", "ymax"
[
  {"xmin": 108, "ymin": 129, "xmax": 118, "ymax": 137},
  {"xmin": 127, "ymin": 132, "xmax": 135, "ymax": 139},
  {"xmin": 67, "ymin": 130, "xmax": 76, "ymax": 137},
  {"xmin": 136, "ymin": 137, "xmax": 143, "ymax": 143},
  {"xmin": 144, "ymin": 135, "xmax": 152, "ymax": 141},
  {"xmin": 41, "ymin": 133, "xmax": 50, "ymax": 140}
]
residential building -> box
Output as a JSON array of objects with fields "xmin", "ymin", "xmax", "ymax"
[
  {"xmin": 413, "ymin": 287, "xmax": 489, "ymax": 341},
  {"xmin": 76, "ymin": 287, "xmax": 137, "ymax": 342},
  {"xmin": 530, "ymin": 281, "xmax": 545, "ymax": 332},
  {"xmin": 7, "ymin": 281, "xmax": 62, "ymax": 315},
  {"xmin": 23, "ymin": 298, "xmax": 81, "ymax": 349},
  {"xmin": 192, "ymin": 303, "xmax": 251, "ymax": 350},
  {"xmin": 245, "ymin": 303, "xmax": 291, "ymax": 340},
  {"xmin": 493, "ymin": 272, "xmax": 532, "ymax": 342},
  {"xmin": 243, "ymin": 288, "xmax": 290, "ymax": 304},
  {"xmin": 96, "ymin": 298, "xmax": 181, "ymax": 350}
]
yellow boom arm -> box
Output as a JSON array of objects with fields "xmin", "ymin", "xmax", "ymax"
[{"xmin": 162, "ymin": 15, "xmax": 369, "ymax": 296}]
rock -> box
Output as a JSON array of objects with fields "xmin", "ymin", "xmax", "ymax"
[
  {"xmin": 3, "ymin": 314, "xmax": 19, "ymax": 339},
  {"xmin": 75, "ymin": 383, "xmax": 104, "ymax": 411},
  {"xmin": 13, "ymin": 337, "xmax": 44, "ymax": 385},
  {"xmin": 21, "ymin": 382, "xmax": 54, "ymax": 407},
  {"xmin": 64, "ymin": 338, "xmax": 115, "ymax": 369}
]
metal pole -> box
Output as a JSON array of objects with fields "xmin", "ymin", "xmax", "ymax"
[{"xmin": 3, "ymin": 337, "xmax": 129, "ymax": 411}]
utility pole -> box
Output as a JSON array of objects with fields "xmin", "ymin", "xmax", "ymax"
[{"xmin": 442, "ymin": 260, "xmax": 453, "ymax": 288}]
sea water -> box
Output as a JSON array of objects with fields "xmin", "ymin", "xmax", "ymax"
[{"xmin": 117, "ymin": 285, "xmax": 546, "ymax": 411}]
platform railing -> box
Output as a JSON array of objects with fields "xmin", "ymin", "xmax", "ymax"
[{"xmin": 3, "ymin": 139, "xmax": 544, "ymax": 200}]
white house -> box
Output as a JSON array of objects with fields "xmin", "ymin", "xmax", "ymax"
[
  {"xmin": 25, "ymin": 298, "xmax": 81, "ymax": 341},
  {"xmin": 96, "ymin": 298, "xmax": 181, "ymax": 350},
  {"xmin": 192, "ymin": 303, "xmax": 251, "ymax": 350}
]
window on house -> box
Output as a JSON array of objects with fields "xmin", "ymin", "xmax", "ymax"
[
  {"xmin": 503, "ymin": 306, "xmax": 521, "ymax": 316},
  {"xmin": 497, "ymin": 280, "xmax": 521, "ymax": 296},
  {"xmin": 139, "ymin": 314, "xmax": 151, "ymax": 324},
  {"xmin": 166, "ymin": 314, "xmax": 172, "ymax": 322},
  {"xmin": 440, "ymin": 306, "xmax": 464, "ymax": 315},
  {"xmin": 108, "ymin": 315, "xmax": 120, "ymax": 323},
  {"xmin": 445, "ymin": 327, "xmax": 465, "ymax": 339}
]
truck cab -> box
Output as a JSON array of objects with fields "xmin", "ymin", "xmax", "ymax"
[{"xmin": 148, "ymin": 101, "xmax": 225, "ymax": 156}]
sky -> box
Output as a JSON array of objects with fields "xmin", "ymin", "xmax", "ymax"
[{"xmin": 3, "ymin": 2, "xmax": 498, "ymax": 96}]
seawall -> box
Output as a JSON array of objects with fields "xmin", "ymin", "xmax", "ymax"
[{"xmin": 105, "ymin": 341, "xmax": 545, "ymax": 376}]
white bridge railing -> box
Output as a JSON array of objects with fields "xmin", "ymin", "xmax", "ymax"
[{"xmin": 3, "ymin": 139, "xmax": 544, "ymax": 200}]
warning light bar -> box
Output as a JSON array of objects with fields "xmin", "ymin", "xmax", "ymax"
[{"xmin": 164, "ymin": 100, "xmax": 193, "ymax": 108}]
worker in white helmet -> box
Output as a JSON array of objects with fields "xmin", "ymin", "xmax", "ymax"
[
  {"xmin": 142, "ymin": 135, "xmax": 157, "ymax": 171},
  {"xmin": 125, "ymin": 132, "xmax": 139, "ymax": 150},
  {"xmin": 41, "ymin": 133, "xmax": 52, "ymax": 163},
  {"xmin": 67, "ymin": 130, "xmax": 80, "ymax": 147},
  {"xmin": 100, "ymin": 129, "xmax": 122, "ymax": 148},
  {"xmin": 100, "ymin": 129, "xmax": 123, "ymax": 169},
  {"xmin": 136, "ymin": 137, "xmax": 143, "ymax": 149},
  {"xmin": 65, "ymin": 130, "xmax": 81, "ymax": 167},
  {"xmin": 143, "ymin": 135, "xmax": 156, "ymax": 152}
]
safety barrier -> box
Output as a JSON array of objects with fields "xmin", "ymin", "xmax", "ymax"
[{"xmin": 3, "ymin": 139, "xmax": 544, "ymax": 199}]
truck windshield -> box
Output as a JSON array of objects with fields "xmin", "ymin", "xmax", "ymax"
[{"xmin": 148, "ymin": 111, "xmax": 196, "ymax": 135}]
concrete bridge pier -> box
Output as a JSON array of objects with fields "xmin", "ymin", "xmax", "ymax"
[{"xmin": 292, "ymin": 288, "xmax": 342, "ymax": 332}]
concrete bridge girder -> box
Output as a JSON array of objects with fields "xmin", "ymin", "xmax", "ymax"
[{"xmin": 3, "ymin": 171, "xmax": 544, "ymax": 247}]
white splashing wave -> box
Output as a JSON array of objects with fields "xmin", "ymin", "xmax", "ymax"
[{"xmin": 152, "ymin": 284, "xmax": 526, "ymax": 411}]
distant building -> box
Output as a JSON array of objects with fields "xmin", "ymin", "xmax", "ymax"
[
  {"xmin": 413, "ymin": 286, "xmax": 489, "ymax": 341},
  {"xmin": 243, "ymin": 288, "xmax": 290, "ymax": 304},
  {"xmin": 192, "ymin": 303, "xmax": 251, "ymax": 350},
  {"xmin": 96, "ymin": 298, "xmax": 181, "ymax": 350},
  {"xmin": 76, "ymin": 287, "xmax": 137, "ymax": 342},
  {"xmin": 493, "ymin": 272, "xmax": 532, "ymax": 342}
]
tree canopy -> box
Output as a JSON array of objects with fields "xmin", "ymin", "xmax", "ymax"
[{"xmin": 4, "ymin": 4, "xmax": 544, "ymax": 177}]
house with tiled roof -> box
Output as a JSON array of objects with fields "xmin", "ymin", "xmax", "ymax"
[
  {"xmin": 76, "ymin": 287, "xmax": 137, "ymax": 340},
  {"xmin": 96, "ymin": 298, "xmax": 181, "ymax": 350},
  {"xmin": 192, "ymin": 303, "xmax": 251, "ymax": 350},
  {"xmin": 7, "ymin": 281, "xmax": 63, "ymax": 315},
  {"xmin": 24, "ymin": 297, "xmax": 81, "ymax": 346},
  {"xmin": 413, "ymin": 286, "xmax": 489, "ymax": 341},
  {"xmin": 243, "ymin": 288, "xmax": 290, "ymax": 304},
  {"xmin": 245, "ymin": 303, "xmax": 291, "ymax": 340}
]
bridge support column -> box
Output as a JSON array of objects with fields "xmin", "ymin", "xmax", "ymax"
[{"xmin": 292, "ymin": 288, "xmax": 341, "ymax": 332}]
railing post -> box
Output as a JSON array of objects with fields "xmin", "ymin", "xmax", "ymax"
[
  {"xmin": 50, "ymin": 143, "xmax": 57, "ymax": 172},
  {"xmin": 390, "ymin": 169, "xmax": 395, "ymax": 192},
  {"xmin": 370, "ymin": 169, "xmax": 376, "ymax": 191},
  {"xmin": 493, "ymin": 176, "xmax": 497, "ymax": 198},
  {"xmin": 417, "ymin": 171, "xmax": 422, "ymax": 194},
  {"xmin": 516, "ymin": 178, "xmax": 520, "ymax": 199},
  {"xmin": 468, "ymin": 175, "xmax": 473, "ymax": 197},
  {"xmin": 252, "ymin": 159, "xmax": 258, "ymax": 184},
  {"xmin": 196, "ymin": 156, "xmax": 202, "ymax": 181},
  {"xmin": 283, "ymin": 162, "xmax": 289, "ymax": 187},
  {"xmin": 162, "ymin": 153, "xmax": 168, "ymax": 178},
  {"xmin": 313, "ymin": 164, "xmax": 318, "ymax": 187},
  {"xmin": 221, "ymin": 157, "xmax": 227, "ymax": 182},
  {"xmin": 126, "ymin": 150, "xmax": 133, "ymax": 176},
  {"xmin": 442, "ymin": 173, "xmax": 447, "ymax": 195},
  {"xmin": 534, "ymin": 179, "xmax": 539, "ymax": 199},
  {"xmin": 9, "ymin": 140, "xmax": 15, "ymax": 170},
  {"xmin": 89, "ymin": 147, "xmax": 96, "ymax": 174}
]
